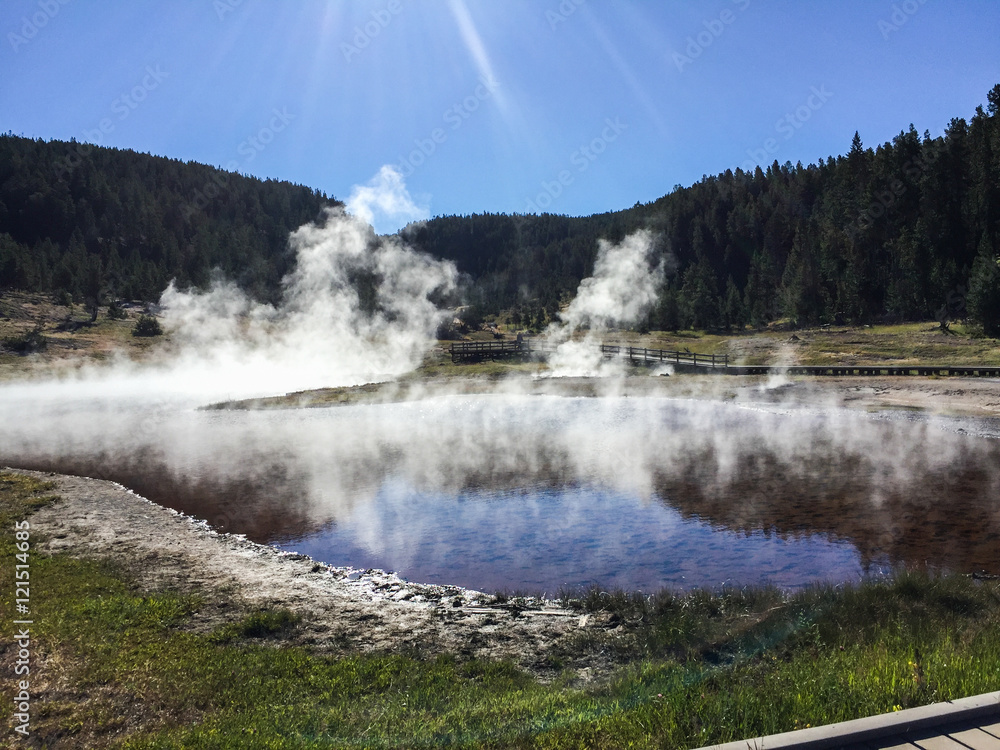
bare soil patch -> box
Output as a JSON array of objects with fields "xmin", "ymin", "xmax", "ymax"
[{"xmin": 207, "ymin": 369, "xmax": 1000, "ymax": 424}]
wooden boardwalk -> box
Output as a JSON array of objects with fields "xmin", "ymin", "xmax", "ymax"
[
  {"xmin": 448, "ymin": 341, "xmax": 1000, "ymax": 377},
  {"xmin": 695, "ymin": 691, "xmax": 1000, "ymax": 750},
  {"xmin": 724, "ymin": 364, "xmax": 1000, "ymax": 378},
  {"xmin": 449, "ymin": 340, "xmax": 729, "ymax": 369}
]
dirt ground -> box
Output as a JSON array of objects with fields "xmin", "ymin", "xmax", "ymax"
[
  {"xmin": 211, "ymin": 370, "xmax": 1000, "ymax": 422},
  {"xmin": 728, "ymin": 375, "xmax": 1000, "ymax": 419}
]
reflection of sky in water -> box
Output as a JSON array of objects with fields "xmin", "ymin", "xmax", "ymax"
[{"xmin": 282, "ymin": 481, "xmax": 869, "ymax": 593}]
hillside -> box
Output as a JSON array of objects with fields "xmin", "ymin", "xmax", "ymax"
[
  {"xmin": 407, "ymin": 83, "xmax": 1000, "ymax": 335},
  {"xmin": 1, "ymin": 82, "xmax": 999, "ymax": 334},
  {"xmin": 0, "ymin": 135, "xmax": 338, "ymax": 306}
]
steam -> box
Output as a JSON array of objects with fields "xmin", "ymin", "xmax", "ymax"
[
  {"xmin": 760, "ymin": 343, "xmax": 799, "ymax": 391},
  {"xmin": 151, "ymin": 207, "xmax": 456, "ymax": 398},
  {"xmin": 2, "ymin": 392, "xmax": 996, "ymax": 591},
  {"xmin": 346, "ymin": 164, "xmax": 429, "ymax": 235},
  {"xmin": 544, "ymin": 230, "xmax": 663, "ymax": 377}
]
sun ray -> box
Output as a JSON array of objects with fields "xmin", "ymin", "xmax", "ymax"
[
  {"xmin": 447, "ymin": 0, "xmax": 508, "ymax": 116},
  {"xmin": 582, "ymin": 10, "xmax": 671, "ymax": 140}
]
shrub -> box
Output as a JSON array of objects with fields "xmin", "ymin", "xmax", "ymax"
[
  {"xmin": 107, "ymin": 300, "xmax": 128, "ymax": 320},
  {"xmin": 436, "ymin": 319, "xmax": 462, "ymax": 340},
  {"xmin": 2, "ymin": 326, "xmax": 47, "ymax": 353},
  {"xmin": 132, "ymin": 314, "xmax": 163, "ymax": 337},
  {"xmin": 458, "ymin": 305, "xmax": 484, "ymax": 332}
]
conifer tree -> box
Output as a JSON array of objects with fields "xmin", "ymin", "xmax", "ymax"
[{"xmin": 966, "ymin": 234, "xmax": 1000, "ymax": 336}]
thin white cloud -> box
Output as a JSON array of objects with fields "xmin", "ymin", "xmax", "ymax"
[{"xmin": 346, "ymin": 164, "xmax": 429, "ymax": 235}]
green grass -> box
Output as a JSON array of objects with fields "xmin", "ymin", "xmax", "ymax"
[
  {"xmin": 2, "ymin": 471, "xmax": 1000, "ymax": 748},
  {"xmin": 417, "ymin": 323, "xmax": 1000, "ymax": 382}
]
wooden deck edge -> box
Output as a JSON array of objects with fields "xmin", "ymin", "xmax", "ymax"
[{"xmin": 692, "ymin": 691, "xmax": 1000, "ymax": 750}]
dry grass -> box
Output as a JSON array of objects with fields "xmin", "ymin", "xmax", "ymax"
[
  {"xmin": 0, "ymin": 291, "xmax": 166, "ymax": 379},
  {"xmin": 605, "ymin": 322, "xmax": 1000, "ymax": 366}
]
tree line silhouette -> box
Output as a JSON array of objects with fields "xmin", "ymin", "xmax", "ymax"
[{"xmin": 1, "ymin": 83, "xmax": 998, "ymax": 335}]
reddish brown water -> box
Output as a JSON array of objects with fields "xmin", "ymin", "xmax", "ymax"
[{"xmin": 3, "ymin": 395, "xmax": 998, "ymax": 592}]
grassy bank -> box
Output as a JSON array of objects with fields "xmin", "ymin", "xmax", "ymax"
[
  {"xmin": 508, "ymin": 321, "xmax": 1000, "ymax": 367},
  {"xmin": 438, "ymin": 321, "xmax": 1000, "ymax": 370},
  {"xmin": 3, "ymin": 472, "xmax": 1000, "ymax": 748}
]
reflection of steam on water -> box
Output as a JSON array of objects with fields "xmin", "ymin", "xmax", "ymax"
[
  {"xmin": 304, "ymin": 481, "xmax": 867, "ymax": 593},
  {"xmin": 543, "ymin": 231, "xmax": 663, "ymax": 378},
  {"xmin": 2, "ymin": 395, "xmax": 998, "ymax": 589}
]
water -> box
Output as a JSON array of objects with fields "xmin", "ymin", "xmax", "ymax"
[
  {"xmin": 1, "ymin": 392, "xmax": 998, "ymax": 593},
  {"xmin": 286, "ymin": 482, "xmax": 865, "ymax": 593}
]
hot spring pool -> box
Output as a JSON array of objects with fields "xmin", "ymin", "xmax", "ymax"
[{"xmin": 2, "ymin": 393, "xmax": 998, "ymax": 593}]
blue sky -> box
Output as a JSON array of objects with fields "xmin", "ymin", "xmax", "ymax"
[{"xmin": 2, "ymin": 0, "xmax": 999, "ymax": 233}]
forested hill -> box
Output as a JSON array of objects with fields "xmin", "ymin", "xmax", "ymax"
[
  {"xmin": 407, "ymin": 83, "xmax": 1000, "ymax": 334},
  {"xmin": 1, "ymin": 83, "xmax": 999, "ymax": 334},
  {"xmin": 0, "ymin": 135, "xmax": 337, "ymax": 303}
]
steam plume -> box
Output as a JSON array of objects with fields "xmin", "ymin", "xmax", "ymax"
[
  {"xmin": 154, "ymin": 207, "xmax": 456, "ymax": 398},
  {"xmin": 346, "ymin": 165, "xmax": 429, "ymax": 235},
  {"xmin": 544, "ymin": 230, "xmax": 663, "ymax": 376}
]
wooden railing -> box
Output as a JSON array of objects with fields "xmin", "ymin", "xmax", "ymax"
[
  {"xmin": 449, "ymin": 341, "xmax": 526, "ymax": 361},
  {"xmin": 449, "ymin": 340, "xmax": 728, "ymax": 368},
  {"xmin": 448, "ymin": 341, "xmax": 1000, "ymax": 377},
  {"xmin": 596, "ymin": 345, "xmax": 728, "ymax": 368}
]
